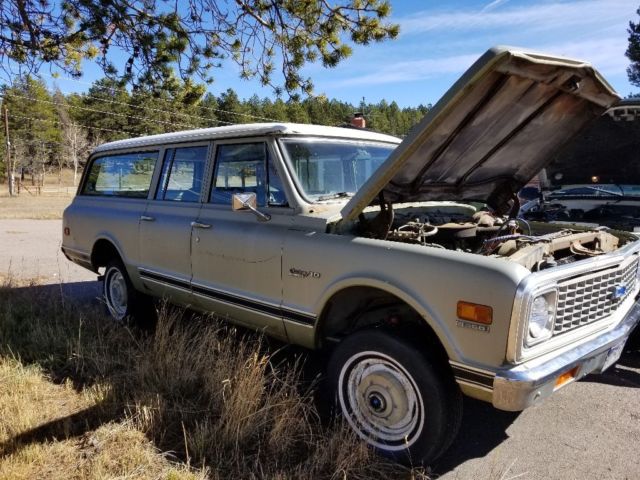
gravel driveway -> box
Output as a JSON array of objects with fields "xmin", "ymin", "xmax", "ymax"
[
  {"xmin": 0, "ymin": 219, "xmax": 99, "ymax": 299},
  {"xmin": 1, "ymin": 219, "xmax": 639, "ymax": 479}
]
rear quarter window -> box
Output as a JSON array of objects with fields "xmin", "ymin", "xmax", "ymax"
[{"xmin": 82, "ymin": 151, "xmax": 158, "ymax": 198}]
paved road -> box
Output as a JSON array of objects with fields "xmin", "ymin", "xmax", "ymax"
[
  {"xmin": 0, "ymin": 219, "xmax": 99, "ymax": 299},
  {"xmin": 0, "ymin": 219, "xmax": 96, "ymax": 284},
  {"xmin": 1, "ymin": 219, "xmax": 639, "ymax": 479}
]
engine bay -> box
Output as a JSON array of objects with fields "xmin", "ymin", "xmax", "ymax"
[{"xmin": 354, "ymin": 202, "xmax": 627, "ymax": 271}]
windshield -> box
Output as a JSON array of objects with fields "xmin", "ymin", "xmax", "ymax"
[
  {"xmin": 548, "ymin": 184, "xmax": 640, "ymax": 198},
  {"xmin": 280, "ymin": 138, "xmax": 396, "ymax": 201}
]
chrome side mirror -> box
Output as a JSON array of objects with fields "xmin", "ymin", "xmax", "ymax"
[{"xmin": 231, "ymin": 192, "xmax": 271, "ymax": 222}]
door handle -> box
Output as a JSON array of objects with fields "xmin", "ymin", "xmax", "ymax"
[
  {"xmin": 140, "ymin": 215, "xmax": 155, "ymax": 222},
  {"xmin": 191, "ymin": 221, "xmax": 212, "ymax": 229}
]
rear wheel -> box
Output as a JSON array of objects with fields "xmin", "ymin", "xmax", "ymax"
[
  {"xmin": 327, "ymin": 329, "xmax": 462, "ymax": 465},
  {"xmin": 103, "ymin": 259, "xmax": 155, "ymax": 327}
]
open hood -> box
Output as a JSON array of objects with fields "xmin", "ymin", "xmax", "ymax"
[
  {"xmin": 543, "ymin": 99, "xmax": 640, "ymax": 188},
  {"xmin": 340, "ymin": 46, "xmax": 620, "ymax": 222}
]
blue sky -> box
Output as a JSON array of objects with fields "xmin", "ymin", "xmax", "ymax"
[{"xmin": 41, "ymin": 0, "xmax": 640, "ymax": 106}]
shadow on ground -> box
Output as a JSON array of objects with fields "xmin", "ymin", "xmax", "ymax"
[
  {"xmin": 583, "ymin": 348, "xmax": 640, "ymax": 389},
  {"xmin": 0, "ymin": 281, "xmax": 116, "ymax": 458},
  {"xmin": 0, "ymin": 403, "xmax": 119, "ymax": 457},
  {"xmin": 430, "ymin": 398, "xmax": 519, "ymax": 475}
]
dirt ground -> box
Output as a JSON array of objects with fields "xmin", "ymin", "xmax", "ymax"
[
  {"xmin": 0, "ymin": 219, "xmax": 95, "ymax": 285},
  {"xmin": 1, "ymin": 219, "xmax": 639, "ymax": 480},
  {"xmin": 0, "ymin": 195, "xmax": 74, "ymax": 219},
  {"xmin": 0, "ymin": 172, "xmax": 76, "ymax": 219}
]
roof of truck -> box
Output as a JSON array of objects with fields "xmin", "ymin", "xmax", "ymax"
[{"xmin": 92, "ymin": 122, "xmax": 402, "ymax": 153}]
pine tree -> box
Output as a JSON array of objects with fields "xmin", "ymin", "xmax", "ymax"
[
  {"xmin": 217, "ymin": 89, "xmax": 247, "ymax": 126},
  {"xmin": 1, "ymin": 76, "xmax": 61, "ymax": 186},
  {"xmin": 286, "ymin": 101, "xmax": 310, "ymax": 124},
  {"xmin": 76, "ymin": 79, "xmax": 132, "ymax": 141},
  {"xmin": 0, "ymin": 1, "xmax": 398, "ymax": 97},
  {"xmin": 245, "ymin": 95, "xmax": 265, "ymax": 123},
  {"xmin": 264, "ymin": 99, "xmax": 288, "ymax": 122},
  {"xmin": 627, "ymin": 7, "xmax": 640, "ymax": 88},
  {"xmin": 199, "ymin": 94, "xmax": 219, "ymax": 127}
]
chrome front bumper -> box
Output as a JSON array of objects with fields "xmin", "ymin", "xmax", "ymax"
[{"xmin": 492, "ymin": 298, "xmax": 640, "ymax": 411}]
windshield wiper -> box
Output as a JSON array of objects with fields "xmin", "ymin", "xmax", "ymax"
[
  {"xmin": 553, "ymin": 186, "xmax": 625, "ymax": 198},
  {"xmin": 584, "ymin": 185, "xmax": 625, "ymax": 198},
  {"xmin": 315, "ymin": 192, "xmax": 353, "ymax": 201}
]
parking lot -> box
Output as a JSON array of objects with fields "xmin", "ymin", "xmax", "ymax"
[{"xmin": 1, "ymin": 219, "xmax": 639, "ymax": 479}]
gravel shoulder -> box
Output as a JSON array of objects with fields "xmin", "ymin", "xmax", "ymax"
[
  {"xmin": 0, "ymin": 219, "xmax": 99, "ymax": 302},
  {"xmin": 1, "ymin": 219, "xmax": 639, "ymax": 479}
]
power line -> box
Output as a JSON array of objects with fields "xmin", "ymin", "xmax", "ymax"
[
  {"xmin": 6, "ymin": 111, "xmax": 142, "ymax": 137},
  {"xmin": 16, "ymin": 72, "xmax": 426, "ymax": 128},
  {"xmin": 53, "ymin": 87, "xmax": 235, "ymax": 126},
  {"xmin": 14, "ymin": 72, "xmax": 411, "ymax": 126},
  {"xmin": 1, "ymin": 91, "xmax": 199, "ymax": 130},
  {"xmin": 38, "ymin": 72, "xmax": 288, "ymax": 123},
  {"xmin": 2, "ymin": 135, "xmax": 89, "ymax": 150}
]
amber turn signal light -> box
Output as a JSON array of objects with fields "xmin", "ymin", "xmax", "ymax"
[
  {"xmin": 554, "ymin": 366, "xmax": 579, "ymax": 390},
  {"xmin": 64, "ymin": 227, "xmax": 70, "ymax": 236},
  {"xmin": 456, "ymin": 301, "xmax": 493, "ymax": 325}
]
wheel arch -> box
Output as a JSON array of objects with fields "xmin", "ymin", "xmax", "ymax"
[
  {"xmin": 90, "ymin": 235, "xmax": 126, "ymax": 272},
  {"xmin": 313, "ymin": 277, "xmax": 457, "ymax": 361}
]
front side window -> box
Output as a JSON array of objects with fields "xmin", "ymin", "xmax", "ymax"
[
  {"xmin": 280, "ymin": 139, "xmax": 396, "ymax": 201},
  {"xmin": 211, "ymin": 142, "xmax": 287, "ymax": 207},
  {"xmin": 156, "ymin": 146, "xmax": 208, "ymax": 202},
  {"xmin": 82, "ymin": 151, "xmax": 158, "ymax": 198}
]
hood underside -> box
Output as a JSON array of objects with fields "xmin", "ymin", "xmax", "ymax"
[
  {"xmin": 544, "ymin": 99, "xmax": 640, "ymax": 188},
  {"xmin": 341, "ymin": 46, "xmax": 620, "ymax": 221}
]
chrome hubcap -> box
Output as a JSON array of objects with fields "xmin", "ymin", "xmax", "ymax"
[
  {"xmin": 105, "ymin": 267, "xmax": 128, "ymax": 321},
  {"xmin": 338, "ymin": 351, "xmax": 425, "ymax": 451}
]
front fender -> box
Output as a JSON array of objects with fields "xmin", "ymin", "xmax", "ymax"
[{"xmin": 312, "ymin": 275, "xmax": 461, "ymax": 360}]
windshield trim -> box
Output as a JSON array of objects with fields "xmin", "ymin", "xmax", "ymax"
[
  {"xmin": 276, "ymin": 136, "xmax": 399, "ymax": 205},
  {"xmin": 548, "ymin": 184, "xmax": 640, "ymax": 200}
]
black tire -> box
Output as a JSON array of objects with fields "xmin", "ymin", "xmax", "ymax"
[
  {"xmin": 103, "ymin": 259, "xmax": 156, "ymax": 328},
  {"xmin": 327, "ymin": 329, "xmax": 462, "ymax": 466}
]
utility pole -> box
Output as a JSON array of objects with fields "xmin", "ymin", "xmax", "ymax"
[{"xmin": 3, "ymin": 104, "xmax": 13, "ymax": 196}]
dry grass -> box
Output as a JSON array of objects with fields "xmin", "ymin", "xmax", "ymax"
[
  {"xmin": 0, "ymin": 168, "xmax": 76, "ymax": 219},
  {"xmin": 0, "ymin": 194, "xmax": 73, "ymax": 219},
  {"xmin": 0, "ymin": 279, "xmax": 428, "ymax": 479}
]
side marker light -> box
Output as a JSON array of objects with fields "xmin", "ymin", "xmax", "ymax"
[{"xmin": 457, "ymin": 301, "xmax": 493, "ymax": 325}]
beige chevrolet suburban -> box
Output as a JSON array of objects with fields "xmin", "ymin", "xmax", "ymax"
[{"xmin": 62, "ymin": 47, "xmax": 640, "ymax": 464}]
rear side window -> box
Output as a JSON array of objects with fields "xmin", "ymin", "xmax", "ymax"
[
  {"xmin": 82, "ymin": 151, "xmax": 158, "ymax": 198},
  {"xmin": 155, "ymin": 146, "xmax": 208, "ymax": 202}
]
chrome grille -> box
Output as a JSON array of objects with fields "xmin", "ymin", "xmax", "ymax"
[{"xmin": 554, "ymin": 257, "xmax": 639, "ymax": 335}]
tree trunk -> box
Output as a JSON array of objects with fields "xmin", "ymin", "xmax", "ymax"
[
  {"xmin": 73, "ymin": 153, "xmax": 78, "ymax": 186},
  {"xmin": 8, "ymin": 171, "xmax": 15, "ymax": 196}
]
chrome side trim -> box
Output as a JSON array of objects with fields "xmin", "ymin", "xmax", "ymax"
[
  {"xmin": 457, "ymin": 379, "xmax": 493, "ymax": 394},
  {"xmin": 449, "ymin": 361, "xmax": 495, "ymax": 391},
  {"xmin": 61, "ymin": 246, "xmax": 93, "ymax": 270},
  {"xmin": 138, "ymin": 268, "xmax": 317, "ymax": 326},
  {"xmin": 61, "ymin": 245, "xmax": 91, "ymax": 260},
  {"xmin": 139, "ymin": 268, "xmax": 191, "ymax": 292}
]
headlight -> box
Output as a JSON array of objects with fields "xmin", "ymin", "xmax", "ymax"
[{"xmin": 526, "ymin": 290, "xmax": 557, "ymax": 346}]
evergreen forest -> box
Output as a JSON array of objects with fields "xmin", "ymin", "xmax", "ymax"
[{"xmin": 0, "ymin": 76, "xmax": 430, "ymax": 184}]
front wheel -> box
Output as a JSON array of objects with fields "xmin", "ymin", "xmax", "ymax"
[
  {"xmin": 327, "ymin": 329, "xmax": 462, "ymax": 465},
  {"xmin": 103, "ymin": 259, "xmax": 155, "ymax": 327}
]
